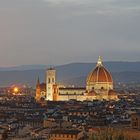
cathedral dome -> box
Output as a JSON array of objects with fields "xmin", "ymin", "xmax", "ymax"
[
  {"xmin": 86, "ymin": 56, "xmax": 113, "ymax": 92},
  {"xmin": 87, "ymin": 56, "xmax": 113, "ymax": 84}
]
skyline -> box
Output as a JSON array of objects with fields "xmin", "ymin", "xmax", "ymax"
[{"xmin": 0, "ymin": 0, "xmax": 140, "ymax": 66}]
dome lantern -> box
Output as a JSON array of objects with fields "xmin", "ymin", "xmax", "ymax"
[{"xmin": 97, "ymin": 56, "xmax": 103, "ymax": 66}]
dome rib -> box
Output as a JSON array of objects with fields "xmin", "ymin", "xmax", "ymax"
[{"xmin": 97, "ymin": 66, "xmax": 100, "ymax": 82}]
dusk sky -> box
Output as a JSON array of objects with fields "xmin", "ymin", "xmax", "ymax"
[{"xmin": 0, "ymin": 0, "xmax": 140, "ymax": 66}]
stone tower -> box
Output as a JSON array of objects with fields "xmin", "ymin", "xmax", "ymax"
[
  {"xmin": 46, "ymin": 68, "xmax": 56, "ymax": 101},
  {"xmin": 35, "ymin": 77, "xmax": 41, "ymax": 102}
]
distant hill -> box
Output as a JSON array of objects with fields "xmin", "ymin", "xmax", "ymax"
[
  {"xmin": 0, "ymin": 65, "xmax": 47, "ymax": 71},
  {"xmin": 60, "ymin": 72, "xmax": 140, "ymax": 86},
  {"xmin": 0, "ymin": 62, "xmax": 140, "ymax": 87},
  {"xmin": 1, "ymin": 62, "xmax": 140, "ymax": 72}
]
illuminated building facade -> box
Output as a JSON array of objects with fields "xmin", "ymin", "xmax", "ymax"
[
  {"xmin": 48, "ymin": 130, "xmax": 84, "ymax": 140},
  {"xmin": 36, "ymin": 57, "xmax": 118, "ymax": 102},
  {"xmin": 131, "ymin": 113, "xmax": 140, "ymax": 130},
  {"xmin": 35, "ymin": 77, "xmax": 46, "ymax": 103}
]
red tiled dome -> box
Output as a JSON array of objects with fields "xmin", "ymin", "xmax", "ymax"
[
  {"xmin": 108, "ymin": 90, "xmax": 116, "ymax": 96},
  {"xmin": 87, "ymin": 57, "xmax": 113, "ymax": 84},
  {"xmin": 87, "ymin": 90, "xmax": 96, "ymax": 96}
]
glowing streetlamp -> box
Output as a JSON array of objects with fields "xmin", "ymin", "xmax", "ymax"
[{"xmin": 13, "ymin": 87, "xmax": 19, "ymax": 93}]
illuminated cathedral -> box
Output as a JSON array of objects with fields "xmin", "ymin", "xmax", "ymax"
[{"xmin": 35, "ymin": 57, "xmax": 118, "ymax": 102}]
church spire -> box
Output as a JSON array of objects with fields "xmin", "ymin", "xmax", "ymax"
[
  {"xmin": 36, "ymin": 76, "xmax": 40, "ymax": 88},
  {"xmin": 97, "ymin": 56, "xmax": 103, "ymax": 66},
  {"xmin": 36, "ymin": 76, "xmax": 41, "ymax": 103}
]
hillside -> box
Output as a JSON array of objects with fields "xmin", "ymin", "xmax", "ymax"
[{"xmin": 0, "ymin": 62, "xmax": 140, "ymax": 87}]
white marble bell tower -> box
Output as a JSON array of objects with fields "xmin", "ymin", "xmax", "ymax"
[{"xmin": 46, "ymin": 68, "xmax": 56, "ymax": 101}]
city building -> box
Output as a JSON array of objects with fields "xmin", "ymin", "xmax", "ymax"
[
  {"xmin": 36, "ymin": 56, "xmax": 118, "ymax": 102},
  {"xmin": 48, "ymin": 129, "xmax": 84, "ymax": 140},
  {"xmin": 131, "ymin": 113, "xmax": 140, "ymax": 130},
  {"xmin": 35, "ymin": 77, "xmax": 46, "ymax": 103}
]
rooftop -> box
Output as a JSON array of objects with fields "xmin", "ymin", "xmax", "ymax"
[{"xmin": 50, "ymin": 129, "xmax": 81, "ymax": 135}]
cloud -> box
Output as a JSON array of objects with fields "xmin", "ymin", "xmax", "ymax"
[
  {"xmin": 42, "ymin": 0, "xmax": 114, "ymax": 6},
  {"xmin": 43, "ymin": 0, "xmax": 90, "ymax": 5},
  {"xmin": 42, "ymin": 0, "xmax": 140, "ymax": 16}
]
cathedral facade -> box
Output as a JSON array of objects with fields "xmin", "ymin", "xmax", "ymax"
[{"xmin": 35, "ymin": 57, "xmax": 118, "ymax": 102}]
